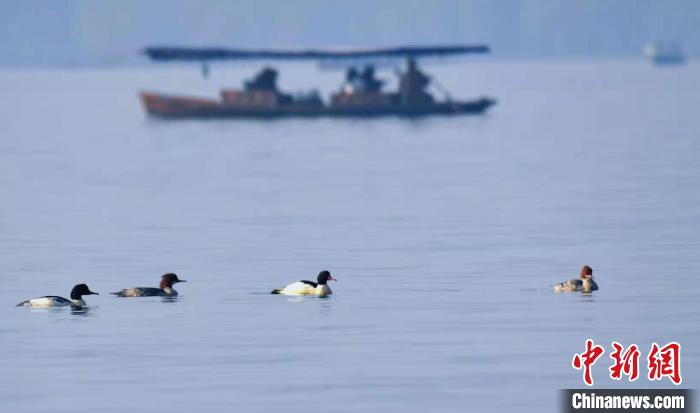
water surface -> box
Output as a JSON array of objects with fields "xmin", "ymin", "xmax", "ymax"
[{"xmin": 1, "ymin": 61, "xmax": 699, "ymax": 412}]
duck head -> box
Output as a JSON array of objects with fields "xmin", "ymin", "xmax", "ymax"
[
  {"xmin": 317, "ymin": 270, "xmax": 337, "ymax": 285},
  {"xmin": 580, "ymin": 265, "xmax": 594, "ymax": 280},
  {"xmin": 160, "ymin": 273, "xmax": 186, "ymax": 289},
  {"xmin": 70, "ymin": 284, "xmax": 99, "ymax": 300}
]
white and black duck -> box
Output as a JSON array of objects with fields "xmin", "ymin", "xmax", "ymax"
[
  {"xmin": 17, "ymin": 284, "xmax": 99, "ymax": 308},
  {"xmin": 271, "ymin": 270, "xmax": 337, "ymax": 297}
]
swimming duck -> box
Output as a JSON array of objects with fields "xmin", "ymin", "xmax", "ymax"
[
  {"xmin": 110, "ymin": 273, "xmax": 186, "ymax": 297},
  {"xmin": 271, "ymin": 270, "xmax": 337, "ymax": 296},
  {"xmin": 554, "ymin": 265, "xmax": 599, "ymax": 293},
  {"xmin": 16, "ymin": 284, "xmax": 99, "ymax": 307}
]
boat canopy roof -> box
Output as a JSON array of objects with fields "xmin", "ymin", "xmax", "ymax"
[{"xmin": 143, "ymin": 44, "xmax": 490, "ymax": 62}]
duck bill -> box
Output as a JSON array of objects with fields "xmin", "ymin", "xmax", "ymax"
[
  {"xmin": 329, "ymin": 275, "xmax": 337, "ymax": 282},
  {"xmin": 89, "ymin": 291, "xmax": 100, "ymax": 295},
  {"xmin": 176, "ymin": 279, "xmax": 187, "ymax": 283}
]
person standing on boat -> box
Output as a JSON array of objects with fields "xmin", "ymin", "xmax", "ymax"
[{"xmin": 399, "ymin": 58, "xmax": 434, "ymax": 107}]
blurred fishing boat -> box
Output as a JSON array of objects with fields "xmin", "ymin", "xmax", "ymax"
[
  {"xmin": 139, "ymin": 45, "xmax": 496, "ymax": 119},
  {"xmin": 644, "ymin": 42, "xmax": 686, "ymax": 66}
]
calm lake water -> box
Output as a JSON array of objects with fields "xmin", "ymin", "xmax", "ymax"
[{"xmin": 0, "ymin": 61, "xmax": 698, "ymax": 412}]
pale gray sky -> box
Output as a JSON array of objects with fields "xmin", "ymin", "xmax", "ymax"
[{"xmin": 0, "ymin": 0, "xmax": 697, "ymax": 66}]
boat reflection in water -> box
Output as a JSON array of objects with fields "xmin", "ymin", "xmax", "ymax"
[{"xmin": 139, "ymin": 45, "xmax": 496, "ymax": 119}]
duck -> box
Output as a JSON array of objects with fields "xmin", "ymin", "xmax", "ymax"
[
  {"xmin": 271, "ymin": 270, "xmax": 337, "ymax": 296},
  {"xmin": 110, "ymin": 273, "xmax": 186, "ymax": 297},
  {"xmin": 16, "ymin": 284, "xmax": 99, "ymax": 307},
  {"xmin": 554, "ymin": 265, "xmax": 599, "ymax": 293}
]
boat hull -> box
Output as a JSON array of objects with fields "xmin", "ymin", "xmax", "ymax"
[
  {"xmin": 652, "ymin": 56, "xmax": 686, "ymax": 66},
  {"xmin": 140, "ymin": 92, "xmax": 495, "ymax": 119}
]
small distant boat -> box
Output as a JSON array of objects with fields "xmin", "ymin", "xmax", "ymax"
[{"xmin": 644, "ymin": 42, "xmax": 686, "ymax": 66}]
